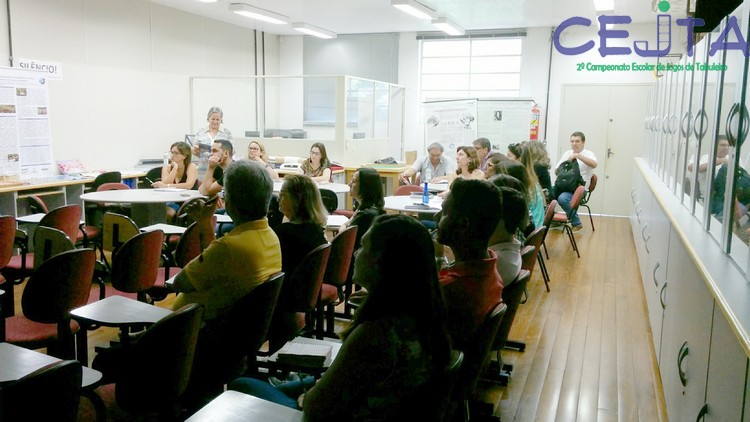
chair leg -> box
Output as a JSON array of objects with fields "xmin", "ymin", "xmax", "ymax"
[
  {"xmin": 538, "ymin": 255, "xmax": 550, "ymax": 292},
  {"xmin": 543, "ymin": 240, "xmax": 550, "ymax": 260},
  {"xmin": 325, "ymin": 304, "xmax": 336, "ymax": 336},
  {"xmin": 581, "ymin": 204, "xmax": 595, "ymax": 231},
  {"xmin": 563, "ymin": 224, "xmax": 580, "ymax": 258}
]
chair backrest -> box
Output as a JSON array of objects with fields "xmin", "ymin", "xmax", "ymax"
[
  {"xmin": 92, "ymin": 171, "xmax": 122, "ymax": 191},
  {"xmin": 453, "ymin": 302, "xmax": 507, "ymax": 401},
  {"xmin": 27, "ymin": 195, "xmax": 49, "ymax": 214},
  {"xmin": 97, "ymin": 182, "xmax": 130, "ymax": 191},
  {"xmin": 111, "ymin": 230, "xmax": 163, "ymax": 297},
  {"xmin": 319, "ymin": 189, "xmax": 338, "ymax": 213},
  {"xmin": 22, "ymin": 248, "xmax": 96, "ymax": 324},
  {"xmin": 493, "ymin": 269, "xmax": 531, "ymax": 352},
  {"xmin": 267, "ymin": 194, "xmax": 284, "ymax": 230},
  {"xmin": 174, "ymin": 197, "xmax": 205, "ymax": 227},
  {"xmin": 429, "ymin": 349, "xmax": 464, "ymax": 421},
  {"xmin": 38, "ymin": 204, "xmax": 82, "ymax": 241},
  {"xmin": 140, "ymin": 167, "xmax": 162, "ymax": 189},
  {"xmin": 522, "ymin": 229, "xmax": 544, "ymax": 274},
  {"xmin": 279, "ymin": 243, "xmax": 331, "ymax": 312},
  {"xmin": 0, "ymin": 360, "xmax": 82, "ymax": 422},
  {"xmin": 194, "ymin": 272, "xmax": 285, "ymax": 382},
  {"xmin": 588, "ymin": 174, "xmax": 598, "ymax": 193},
  {"xmin": 0, "ymin": 215, "xmax": 15, "ymax": 268},
  {"xmin": 174, "ymin": 221, "xmax": 208, "ymax": 268},
  {"xmin": 115, "ymin": 303, "xmax": 204, "ymax": 414},
  {"xmin": 324, "ymin": 225, "xmax": 358, "ymax": 287},
  {"xmin": 102, "ymin": 212, "xmax": 140, "ymax": 253},
  {"xmin": 570, "ymin": 185, "xmax": 586, "ymax": 210},
  {"xmin": 32, "ymin": 226, "xmax": 75, "ymax": 270},
  {"xmin": 395, "ymin": 184, "xmax": 423, "ymax": 196}
]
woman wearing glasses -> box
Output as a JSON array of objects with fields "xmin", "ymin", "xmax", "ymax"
[
  {"xmin": 247, "ymin": 140, "xmax": 279, "ymax": 180},
  {"xmin": 301, "ymin": 142, "xmax": 332, "ymax": 182},
  {"xmin": 152, "ymin": 141, "xmax": 199, "ymax": 219}
]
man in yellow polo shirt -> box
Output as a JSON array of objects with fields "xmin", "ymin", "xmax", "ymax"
[{"xmin": 172, "ymin": 159, "xmax": 282, "ymax": 322}]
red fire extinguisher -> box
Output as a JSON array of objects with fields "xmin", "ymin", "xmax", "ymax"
[{"xmin": 530, "ymin": 104, "xmax": 540, "ymax": 141}]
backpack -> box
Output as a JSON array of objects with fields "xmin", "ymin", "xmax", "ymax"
[{"xmin": 554, "ymin": 159, "xmax": 585, "ymax": 196}]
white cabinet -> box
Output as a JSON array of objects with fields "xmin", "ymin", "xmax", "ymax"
[
  {"xmin": 707, "ymin": 307, "xmax": 748, "ymax": 422},
  {"xmin": 660, "ymin": 230, "xmax": 714, "ymax": 422}
]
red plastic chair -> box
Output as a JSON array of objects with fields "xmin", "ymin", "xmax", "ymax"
[
  {"xmin": 2, "ymin": 248, "xmax": 96, "ymax": 359},
  {"xmin": 1, "ymin": 359, "xmax": 83, "ymax": 422},
  {"xmin": 0, "ymin": 215, "xmax": 16, "ymax": 316},
  {"xmin": 541, "ymin": 199, "xmax": 558, "ymax": 260},
  {"xmin": 316, "ymin": 225, "xmax": 358, "ymax": 336},
  {"xmin": 90, "ymin": 229, "xmax": 163, "ymax": 303},
  {"xmin": 394, "ymin": 184, "xmax": 423, "ymax": 196},
  {"xmin": 266, "ymin": 243, "xmax": 331, "ymax": 352},
  {"xmin": 523, "ymin": 226, "xmax": 548, "ymax": 292},
  {"xmin": 551, "ymin": 186, "xmax": 585, "ymax": 258},
  {"xmin": 152, "ymin": 220, "xmax": 214, "ymax": 300}
]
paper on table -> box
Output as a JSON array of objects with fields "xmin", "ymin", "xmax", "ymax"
[
  {"xmin": 153, "ymin": 187, "xmax": 185, "ymax": 192},
  {"xmin": 276, "ymin": 343, "xmax": 332, "ymax": 367}
]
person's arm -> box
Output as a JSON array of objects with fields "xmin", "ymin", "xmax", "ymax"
[
  {"xmin": 310, "ymin": 167, "xmax": 332, "ymax": 183},
  {"xmin": 199, "ymin": 155, "xmax": 222, "ymax": 195},
  {"xmin": 431, "ymin": 175, "xmax": 450, "ymax": 183},
  {"xmin": 171, "ymin": 198, "xmax": 218, "ymax": 292},
  {"xmin": 302, "ymin": 321, "xmax": 393, "ymax": 420},
  {"xmin": 573, "ymin": 151, "xmax": 597, "ymax": 169},
  {"xmin": 152, "ymin": 164, "xmax": 177, "ymax": 188}
]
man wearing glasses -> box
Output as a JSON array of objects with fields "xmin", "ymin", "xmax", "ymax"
[
  {"xmin": 472, "ymin": 137, "xmax": 493, "ymax": 172},
  {"xmin": 398, "ymin": 142, "xmax": 456, "ymax": 184}
]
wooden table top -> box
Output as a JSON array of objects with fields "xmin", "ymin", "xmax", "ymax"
[
  {"xmin": 70, "ymin": 296, "xmax": 172, "ymax": 327},
  {"xmin": 0, "ymin": 342, "xmax": 102, "ymax": 387},
  {"xmin": 187, "ymin": 390, "xmax": 303, "ymax": 422}
]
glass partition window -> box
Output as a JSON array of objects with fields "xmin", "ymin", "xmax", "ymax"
[{"xmin": 420, "ymin": 38, "xmax": 523, "ymax": 101}]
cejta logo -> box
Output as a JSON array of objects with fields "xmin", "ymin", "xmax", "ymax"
[{"xmin": 554, "ymin": 0, "xmax": 750, "ymax": 58}]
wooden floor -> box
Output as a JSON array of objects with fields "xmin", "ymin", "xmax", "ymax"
[
  {"xmin": 475, "ymin": 216, "xmax": 669, "ymax": 422},
  {"xmin": 11, "ymin": 216, "xmax": 668, "ymax": 421}
]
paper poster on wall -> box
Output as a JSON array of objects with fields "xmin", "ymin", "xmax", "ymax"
[
  {"xmin": 476, "ymin": 99, "xmax": 534, "ymax": 151},
  {"xmin": 0, "ymin": 67, "xmax": 54, "ymax": 177},
  {"xmin": 423, "ymin": 99, "xmax": 478, "ymax": 151}
]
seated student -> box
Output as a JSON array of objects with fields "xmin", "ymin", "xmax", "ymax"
[
  {"xmin": 199, "ymin": 139, "xmax": 234, "ymax": 197},
  {"xmin": 300, "ymin": 142, "xmax": 332, "ymax": 182},
  {"xmin": 151, "ymin": 141, "xmax": 199, "ymax": 220},
  {"xmin": 340, "ymin": 167, "xmax": 386, "ymax": 252},
  {"xmin": 229, "ymin": 215, "xmax": 451, "ymax": 420},
  {"xmin": 399, "ymin": 142, "xmax": 456, "ymax": 184},
  {"xmin": 483, "ymin": 152, "xmax": 510, "ymax": 179},
  {"xmin": 495, "ymin": 159, "xmax": 542, "ymax": 236},
  {"xmin": 553, "ymin": 131, "xmax": 597, "ymax": 232},
  {"xmin": 488, "ymin": 174, "xmax": 528, "ymax": 287},
  {"xmin": 275, "ymin": 174, "xmax": 328, "ymax": 284},
  {"xmin": 247, "ymin": 139, "xmax": 280, "ymax": 180},
  {"xmin": 436, "ymin": 178, "xmax": 503, "ymax": 346}
]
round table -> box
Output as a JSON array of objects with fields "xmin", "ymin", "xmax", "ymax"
[
  {"xmin": 272, "ymin": 181, "xmax": 350, "ymax": 194},
  {"xmin": 384, "ymin": 195, "xmax": 443, "ymax": 214},
  {"xmin": 80, "ymin": 189, "xmax": 204, "ymax": 226}
]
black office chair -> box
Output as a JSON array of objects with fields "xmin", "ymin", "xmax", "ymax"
[
  {"xmin": 319, "ymin": 189, "xmax": 338, "ymax": 213},
  {"xmin": 139, "ymin": 167, "xmax": 163, "ymax": 189}
]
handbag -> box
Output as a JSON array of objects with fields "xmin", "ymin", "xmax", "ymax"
[{"xmin": 554, "ymin": 159, "xmax": 584, "ymax": 195}]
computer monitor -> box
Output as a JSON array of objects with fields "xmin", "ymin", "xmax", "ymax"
[{"xmin": 185, "ymin": 134, "xmax": 196, "ymax": 146}]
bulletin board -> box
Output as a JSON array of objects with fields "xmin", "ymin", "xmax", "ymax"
[{"xmin": 0, "ymin": 67, "xmax": 54, "ymax": 178}]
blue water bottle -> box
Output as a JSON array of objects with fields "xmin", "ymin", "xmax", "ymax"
[{"xmin": 422, "ymin": 182, "xmax": 429, "ymax": 205}]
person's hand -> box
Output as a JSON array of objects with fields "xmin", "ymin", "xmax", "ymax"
[
  {"xmin": 191, "ymin": 145, "xmax": 200, "ymax": 156},
  {"xmin": 168, "ymin": 162, "xmax": 178, "ymax": 173},
  {"xmin": 398, "ymin": 172, "xmax": 409, "ymax": 184},
  {"xmin": 569, "ymin": 153, "xmax": 579, "ymax": 161},
  {"xmin": 183, "ymin": 197, "xmax": 219, "ymax": 222},
  {"xmin": 152, "ymin": 181, "xmax": 166, "ymax": 188},
  {"xmin": 207, "ymin": 154, "xmax": 220, "ymax": 169},
  {"xmin": 438, "ymin": 190, "xmax": 449, "ymax": 199}
]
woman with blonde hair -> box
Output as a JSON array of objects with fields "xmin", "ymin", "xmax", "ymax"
[
  {"xmin": 525, "ymin": 140, "xmax": 552, "ymax": 201},
  {"xmin": 247, "ymin": 140, "xmax": 279, "ymax": 180},
  {"xmin": 275, "ymin": 174, "xmax": 328, "ymax": 281}
]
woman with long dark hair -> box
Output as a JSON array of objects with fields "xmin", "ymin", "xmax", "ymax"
[{"xmin": 340, "ymin": 167, "xmax": 386, "ymax": 248}]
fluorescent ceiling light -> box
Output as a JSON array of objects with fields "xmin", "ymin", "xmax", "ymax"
[
  {"xmin": 432, "ymin": 17, "xmax": 465, "ymax": 36},
  {"xmin": 391, "ymin": 0, "xmax": 437, "ymax": 20},
  {"xmin": 197, "ymin": 0, "xmax": 218, "ymax": 3},
  {"xmin": 229, "ymin": 3, "xmax": 290, "ymax": 25},
  {"xmin": 292, "ymin": 22, "xmax": 337, "ymax": 39},
  {"xmin": 593, "ymin": 0, "xmax": 615, "ymax": 12}
]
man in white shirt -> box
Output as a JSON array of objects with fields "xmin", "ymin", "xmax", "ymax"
[
  {"xmin": 554, "ymin": 131, "xmax": 598, "ymax": 232},
  {"xmin": 399, "ymin": 142, "xmax": 456, "ymax": 184}
]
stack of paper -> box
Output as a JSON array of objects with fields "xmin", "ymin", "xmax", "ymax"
[{"xmin": 276, "ymin": 342, "xmax": 332, "ymax": 367}]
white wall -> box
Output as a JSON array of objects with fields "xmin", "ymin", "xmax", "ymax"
[{"xmin": 4, "ymin": 0, "xmax": 268, "ymax": 171}]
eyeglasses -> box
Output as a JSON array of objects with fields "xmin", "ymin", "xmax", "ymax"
[
  {"xmin": 248, "ymin": 146, "xmax": 260, "ymax": 151},
  {"xmin": 310, "ymin": 151, "xmax": 321, "ymax": 156},
  {"xmin": 170, "ymin": 151, "xmax": 182, "ymax": 156}
]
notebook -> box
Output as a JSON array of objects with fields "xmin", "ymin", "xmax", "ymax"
[{"xmin": 276, "ymin": 342, "xmax": 332, "ymax": 367}]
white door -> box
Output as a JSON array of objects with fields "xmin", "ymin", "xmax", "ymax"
[{"xmin": 558, "ymin": 84, "xmax": 650, "ymax": 216}]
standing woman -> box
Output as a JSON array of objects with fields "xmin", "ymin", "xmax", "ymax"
[
  {"xmin": 152, "ymin": 141, "xmax": 199, "ymax": 219},
  {"xmin": 192, "ymin": 106, "xmax": 232, "ymax": 176},
  {"xmin": 301, "ymin": 142, "xmax": 332, "ymax": 182},
  {"xmin": 247, "ymin": 140, "xmax": 279, "ymax": 180}
]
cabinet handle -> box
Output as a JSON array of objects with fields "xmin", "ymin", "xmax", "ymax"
[
  {"xmin": 662, "ymin": 115, "xmax": 669, "ymax": 134},
  {"xmin": 644, "ymin": 235, "xmax": 651, "ymax": 254},
  {"xmin": 726, "ymin": 102, "xmax": 749, "ymax": 149},
  {"xmin": 667, "ymin": 114, "xmax": 678, "ymax": 134},
  {"xmin": 696, "ymin": 403, "xmax": 708, "ymax": 421},
  {"xmin": 641, "ymin": 223, "xmax": 649, "ymax": 240},
  {"xmin": 652, "ymin": 260, "xmax": 660, "ymax": 287},
  {"xmin": 693, "ymin": 109, "xmax": 708, "ymax": 140},
  {"xmin": 681, "ymin": 111, "xmax": 693, "ymax": 138},
  {"xmin": 660, "ymin": 281, "xmax": 667, "ymax": 309},
  {"xmin": 678, "ymin": 340, "xmax": 689, "ymax": 387}
]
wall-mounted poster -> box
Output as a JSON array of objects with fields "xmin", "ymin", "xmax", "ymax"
[
  {"xmin": 0, "ymin": 67, "xmax": 53, "ymax": 178},
  {"xmin": 423, "ymin": 99, "xmax": 478, "ymax": 151}
]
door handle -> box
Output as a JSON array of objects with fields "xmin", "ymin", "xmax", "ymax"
[
  {"xmin": 660, "ymin": 281, "xmax": 667, "ymax": 309},
  {"xmin": 607, "ymin": 148, "xmax": 614, "ymax": 158},
  {"xmin": 678, "ymin": 340, "xmax": 689, "ymax": 387},
  {"xmin": 696, "ymin": 403, "xmax": 708, "ymax": 421},
  {"xmin": 681, "ymin": 111, "xmax": 693, "ymax": 138},
  {"xmin": 652, "ymin": 260, "xmax": 660, "ymax": 287}
]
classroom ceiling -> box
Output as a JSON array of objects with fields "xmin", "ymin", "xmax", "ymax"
[{"xmin": 149, "ymin": 0, "xmax": 666, "ymax": 36}]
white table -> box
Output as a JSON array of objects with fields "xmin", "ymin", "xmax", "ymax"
[
  {"xmin": 272, "ymin": 181, "xmax": 350, "ymax": 194},
  {"xmin": 187, "ymin": 390, "xmax": 303, "ymax": 422},
  {"xmin": 384, "ymin": 195, "xmax": 443, "ymax": 214},
  {"xmin": 0, "ymin": 342, "xmax": 102, "ymax": 387},
  {"xmin": 80, "ymin": 189, "xmax": 204, "ymax": 226},
  {"xmin": 140, "ymin": 223, "xmax": 187, "ymax": 236}
]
